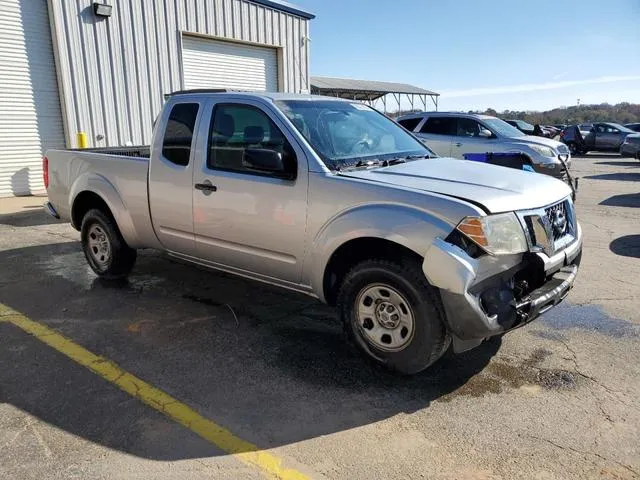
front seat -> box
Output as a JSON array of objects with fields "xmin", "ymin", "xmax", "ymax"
[{"xmin": 210, "ymin": 113, "xmax": 239, "ymax": 169}]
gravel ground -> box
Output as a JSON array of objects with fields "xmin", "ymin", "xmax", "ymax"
[{"xmin": 0, "ymin": 154, "xmax": 638, "ymax": 480}]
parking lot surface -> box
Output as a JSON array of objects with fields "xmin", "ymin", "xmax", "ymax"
[{"xmin": 1, "ymin": 154, "xmax": 639, "ymax": 480}]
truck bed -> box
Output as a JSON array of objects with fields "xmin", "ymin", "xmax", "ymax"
[
  {"xmin": 45, "ymin": 148, "xmax": 156, "ymax": 249},
  {"xmin": 69, "ymin": 146, "xmax": 151, "ymax": 158}
]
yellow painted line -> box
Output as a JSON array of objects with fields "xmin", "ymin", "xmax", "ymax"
[{"xmin": 0, "ymin": 304, "xmax": 309, "ymax": 480}]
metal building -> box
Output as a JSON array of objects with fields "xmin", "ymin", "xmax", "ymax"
[{"xmin": 0, "ymin": 0, "xmax": 314, "ymax": 197}]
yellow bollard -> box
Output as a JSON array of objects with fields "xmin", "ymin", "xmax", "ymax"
[{"xmin": 76, "ymin": 132, "xmax": 88, "ymax": 149}]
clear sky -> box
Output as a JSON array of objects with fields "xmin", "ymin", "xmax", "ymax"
[{"xmin": 293, "ymin": 0, "xmax": 640, "ymax": 112}]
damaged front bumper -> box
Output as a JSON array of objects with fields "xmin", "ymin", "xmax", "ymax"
[{"xmin": 423, "ymin": 222, "xmax": 582, "ymax": 353}]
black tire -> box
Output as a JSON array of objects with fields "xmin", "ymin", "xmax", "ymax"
[
  {"xmin": 567, "ymin": 142, "xmax": 578, "ymax": 155},
  {"xmin": 337, "ymin": 259, "xmax": 451, "ymax": 375},
  {"xmin": 81, "ymin": 208, "xmax": 137, "ymax": 279}
]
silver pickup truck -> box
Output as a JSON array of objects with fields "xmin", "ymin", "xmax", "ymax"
[{"xmin": 44, "ymin": 90, "xmax": 582, "ymax": 374}]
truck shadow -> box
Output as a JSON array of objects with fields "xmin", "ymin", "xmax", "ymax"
[
  {"xmin": 0, "ymin": 241, "xmax": 501, "ymax": 461},
  {"xmin": 0, "ymin": 207, "xmax": 61, "ymax": 227}
]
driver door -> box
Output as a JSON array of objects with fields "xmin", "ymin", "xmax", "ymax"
[
  {"xmin": 192, "ymin": 100, "xmax": 308, "ymax": 283},
  {"xmin": 450, "ymin": 118, "xmax": 501, "ymax": 158}
]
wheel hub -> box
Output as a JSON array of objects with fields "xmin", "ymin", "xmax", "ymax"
[
  {"xmin": 355, "ymin": 283, "xmax": 415, "ymax": 352},
  {"xmin": 375, "ymin": 301, "xmax": 401, "ymax": 329},
  {"xmin": 87, "ymin": 224, "xmax": 111, "ymax": 267}
]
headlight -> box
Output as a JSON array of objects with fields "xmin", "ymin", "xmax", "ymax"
[
  {"xmin": 529, "ymin": 144, "xmax": 556, "ymax": 158},
  {"xmin": 456, "ymin": 213, "xmax": 528, "ymax": 255}
]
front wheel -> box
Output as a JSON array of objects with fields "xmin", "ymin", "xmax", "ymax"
[
  {"xmin": 81, "ymin": 209, "xmax": 137, "ymax": 279},
  {"xmin": 337, "ymin": 259, "xmax": 450, "ymax": 374}
]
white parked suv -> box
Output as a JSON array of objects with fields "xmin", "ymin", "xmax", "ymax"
[{"xmin": 397, "ymin": 112, "xmax": 571, "ymax": 179}]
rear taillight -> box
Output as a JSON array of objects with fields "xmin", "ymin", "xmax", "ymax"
[
  {"xmin": 560, "ymin": 131, "xmax": 565, "ymax": 138},
  {"xmin": 43, "ymin": 156, "xmax": 49, "ymax": 189}
]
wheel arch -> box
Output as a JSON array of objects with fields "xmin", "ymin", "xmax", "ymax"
[
  {"xmin": 69, "ymin": 173, "xmax": 142, "ymax": 247},
  {"xmin": 322, "ymin": 237, "xmax": 424, "ymax": 306}
]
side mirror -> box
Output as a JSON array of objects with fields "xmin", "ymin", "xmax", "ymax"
[
  {"xmin": 478, "ymin": 129, "xmax": 493, "ymax": 138},
  {"xmin": 244, "ymin": 148, "xmax": 284, "ymax": 173}
]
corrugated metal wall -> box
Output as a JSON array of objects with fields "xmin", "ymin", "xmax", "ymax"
[
  {"xmin": 48, "ymin": 0, "xmax": 310, "ymax": 148},
  {"xmin": 0, "ymin": 0, "xmax": 65, "ymax": 197}
]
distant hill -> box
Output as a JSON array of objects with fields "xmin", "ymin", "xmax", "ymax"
[
  {"xmin": 478, "ymin": 103, "xmax": 640, "ymax": 125},
  {"xmin": 390, "ymin": 103, "xmax": 640, "ymax": 125}
]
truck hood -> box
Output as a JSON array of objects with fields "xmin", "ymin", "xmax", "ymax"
[{"xmin": 338, "ymin": 158, "xmax": 572, "ymax": 213}]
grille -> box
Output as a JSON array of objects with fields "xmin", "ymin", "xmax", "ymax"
[{"xmin": 545, "ymin": 200, "xmax": 572, "ymax": 241}]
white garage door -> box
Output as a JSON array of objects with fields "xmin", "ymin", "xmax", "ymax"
[
  {"xmin": 182, "ymin": 36, "xmax": 278, "ymax": 92},
  {"xmin": 0, "ymin": 0, "xmax": 65, "ymax": 197}
]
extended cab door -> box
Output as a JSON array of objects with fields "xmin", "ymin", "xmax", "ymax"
[
  {"xmin": 450, "ymin": 118, "xmax": 502, "ymax": 158},
  {"xmin": 192, "ymin": 99, "xmax": 308, "ymax": 283},
  {"xmin": 414, "ymin": 116, "xmax": 455, "ymax": 157},
  {"xmin": 148, "ymin": 101, "xmax": 203, "ymax": 254}
]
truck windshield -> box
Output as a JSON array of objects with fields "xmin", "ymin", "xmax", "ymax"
[
  {"xmin": 483, "ymin": 118, "xmax": 526, "ymax": 138},
  {"xmin": 275, "ymin": 100, "xmax": 433, "ymax": 169}
]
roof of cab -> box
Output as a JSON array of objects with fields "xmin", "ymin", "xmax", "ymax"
[{"xmin": 167, "ymin": 89, "xmax": 351, "ymax": 103}]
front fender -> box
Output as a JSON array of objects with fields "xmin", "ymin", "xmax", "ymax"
[
  {"xmin": 308, "ymin": 203, "xmax": 455, "ymax": 301},
  {"xmin": 69, "ymin": 173, "xmax": 142, "ymax": 247}
]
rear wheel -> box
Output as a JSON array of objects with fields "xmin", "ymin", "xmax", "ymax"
[
  {"xmin": 337, "ymin": 259, "xmax": 450, "ymax": 374},
  {"xmin": 81, "ymin": 209, "xmax": 136, "ymax": 279}
]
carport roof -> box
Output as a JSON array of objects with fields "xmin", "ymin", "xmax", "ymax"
[{"xmin": 310, "ymin": 76, "xmax": 439, "ymax": 101}]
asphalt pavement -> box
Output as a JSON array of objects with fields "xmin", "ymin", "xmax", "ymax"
[{"xmin": 0, "ymin": 154, "xmax": 638, "ymax": 480}]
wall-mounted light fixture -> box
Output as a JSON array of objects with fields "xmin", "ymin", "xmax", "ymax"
[{"xmin": 93, "ymin": 2, "xmax": 113, "ymax": 17}]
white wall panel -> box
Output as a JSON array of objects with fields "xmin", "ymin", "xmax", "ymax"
[{"xmin": 0, "ymin": 0, "xmax": 65, "ymax": 197}]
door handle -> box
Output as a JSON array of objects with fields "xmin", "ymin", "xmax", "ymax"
[
  {"xmin": 455, "ymin": 142, "xmax": 463, "ymax": 147},
  {"xmin": 195, "ymin": 182, "xmax": 217, "ymax": 193}
]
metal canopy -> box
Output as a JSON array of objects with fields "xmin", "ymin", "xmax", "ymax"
[{"xmin": 310, "ymin": 76, "xmax": 440, "ymax": 112}]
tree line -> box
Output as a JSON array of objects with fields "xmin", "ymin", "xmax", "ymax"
[
  {"xmin": 390, "ymin": 103, "xmax": 640, "ymax": 125},
  {"xmin": 481, "ymin": 103, "xmax": 640, "ymax": 125}
]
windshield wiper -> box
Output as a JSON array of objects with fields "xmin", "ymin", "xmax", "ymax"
[
  {"xmin": 337, "ymin": 155, "xmax": 418, "ymax": 172},
  {"xmin": 405, "ymin": 154, "xmax": 432, "ymax": 160}
]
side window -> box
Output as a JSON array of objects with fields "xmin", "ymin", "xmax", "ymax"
[
  {"xmin": 162, "ymin": 103, "xmax": 199, "ymax": 166},
  {"xmin": 420, "ymin": 117, "xmax": 456, "ymax": 135},
  {"xmin": 397, "ymin": 117, "xmax": 421, "ymax": 131},
  {"xmin": 208, "ymin": 104, "xmax": 295, "ymax": 177},
  {"xmin": 596, "ymin": 124, "xmax": 606, "ymax": 134},
  {"xmin": 456, "ymin": 118, "xmax": 482, "ymax": 137}
]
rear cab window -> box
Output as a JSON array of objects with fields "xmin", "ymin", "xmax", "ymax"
[
  {"xmin": 420, "ymin": 117, "xmax": 456, "ymax": 135},
  {"xmin": 162, "ymin": 103, "xmax": 199, "ymax": 166}
]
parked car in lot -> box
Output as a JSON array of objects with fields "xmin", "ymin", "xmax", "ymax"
[
  {"xmin": 396, "ymin": 112, "xmax": 572, "ymax": 179},
  {"xmin": 44, "ymin": 91, "xmax": 582, "ymax": 374},
  {"xmin": 624, "ymin": 123, "xmax": 640, "ymax": 133},
  {"xmin": 561, "ymin": 122, "xmax": 636, "ymax": 154},
  {"xmin": 620, "ymin": 133, "xmax": 640, "ymax": 159},
  {"xmin": 504, "ymin": 119, "xmax": 536, "ymax": 135}
]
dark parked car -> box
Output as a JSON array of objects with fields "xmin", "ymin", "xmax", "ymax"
[
  {"xmin": 505, "ymin": 119, "xmax": 535, "ymax": 135},
  {"xmin": 561, "ymin": 122, "xmax": 636, "ymax": 154},
  {"xmin": 620, "ymin": 134, "xmax": 640, "ymax": 159},
  {"xmin": 624, "ymin": 123, "xmax": 640, "ymax": 133}
]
